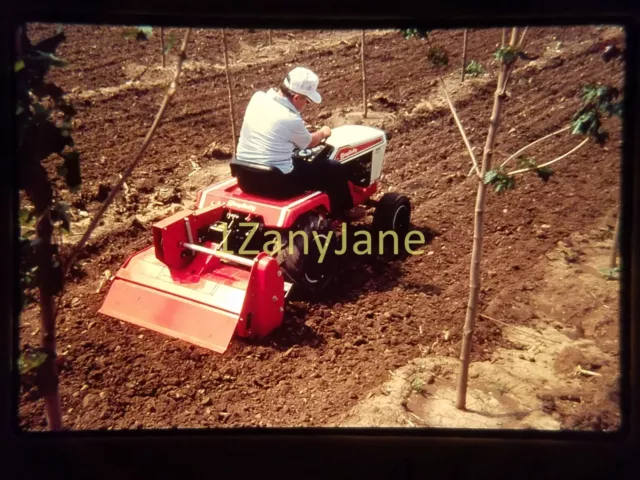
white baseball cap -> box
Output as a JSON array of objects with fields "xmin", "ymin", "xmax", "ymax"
[{"xmin": 283, "ymin": 66, "xmax": 322, "ymax": 104}]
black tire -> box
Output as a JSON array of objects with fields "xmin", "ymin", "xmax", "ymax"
[
  {"xmin": 279, "ymin": 212, "xmax": 339, "ymax": 294},
  {"xmin": 372, "ymin": 192, "xmax": 411, "ymax": 258}
]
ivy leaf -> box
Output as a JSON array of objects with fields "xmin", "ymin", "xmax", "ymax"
[{"xmin": 15, "ymin": 60, "xmax": 25, "ymax": 72}]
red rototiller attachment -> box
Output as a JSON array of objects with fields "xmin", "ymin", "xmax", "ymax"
[{"xmin": 99, "ymin": 125, "xmax": 412, "ymax": 353}]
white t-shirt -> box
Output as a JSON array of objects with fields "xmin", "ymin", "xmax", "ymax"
[{"xmin": 235, "ymin": 88, "xmax": 313, "ymax": 173}]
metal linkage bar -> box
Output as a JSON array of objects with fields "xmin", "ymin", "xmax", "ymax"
[{"xmin": 182, "ymin": 242, "xmax": 255, "ymax": 268}]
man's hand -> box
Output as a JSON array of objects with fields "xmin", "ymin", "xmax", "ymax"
[
  {"xmin": 320, "ymin": 126, "xmax": 331, "ymax": 139},
  {"xmin": 309, "ymin": 125, "xmax": 332, "ymax": 147}
]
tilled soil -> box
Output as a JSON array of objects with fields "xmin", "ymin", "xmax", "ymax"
[{"xmin": 19, "ymin": 24, "xmax": 623, "ymax": 430}]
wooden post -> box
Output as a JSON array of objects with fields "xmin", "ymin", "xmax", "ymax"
[
  {"xmin": 161, "ymin": 27, "xmax": 166, "ymax": 67},
  {"xmin": 461, "ymin": 29, "xmax": 469, "ymax": 82},
  {"xmin": 222, "ymin": 29, "xmax": 237, "ymax": 157},
  {"xmin": 609, "ymin": 210, "xmax": 621, "ymax": 269},
  {"xmin": 268, "ymin": 29, "xmax": 273, "ymax": 46},
  {"xmin": 361, "ymin": 30, "xmax": 368, "ymax": 119}
]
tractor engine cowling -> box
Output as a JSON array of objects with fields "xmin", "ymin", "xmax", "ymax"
[{"xmin": 326, "ymin": 125, "xmax": 388, "ymax": 187}]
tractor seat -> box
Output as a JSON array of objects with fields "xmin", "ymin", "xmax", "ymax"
[
  {"xmin": 229, "ymin": 158, "xmax": 280, "ymax": 176},
  {"xmin": 229, "ymin": 158, "xmax": 304, "ymax": 200}
]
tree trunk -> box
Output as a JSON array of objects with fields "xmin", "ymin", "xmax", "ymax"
[
  {"xmin": 222, "ymin": 29, "xmax": 237, "ymax": 157},
  {"xmin": 36, "ymin": 212, "xmax": 62, "ymax": 430},
  {"xmin": 161, "ymin": 27, "xmax": 165, "ymax": 67},
  {"xmin": 461, "ymin": 29, "xmax": 468, "ymax": 82},
  {"xmin": 361, "ymin": 30, "xmax": 367, "ymax": 119},
  {"xmin": 609, "ymin": 210, "xmax": 621, "ymax": 269},
  {"xmin": 456, "ymin": 28, "xmax": 519, "ymax": 411},
  {"xmin": 268, "ymin": 30, "xmax": 273, "ymax": 46}
]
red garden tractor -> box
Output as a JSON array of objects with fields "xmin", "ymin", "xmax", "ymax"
[{"xmin": 99, "ymin": 125, "xmax": 412, "ymax": 353}]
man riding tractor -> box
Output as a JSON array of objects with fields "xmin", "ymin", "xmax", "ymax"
[{"xmin": 233, "ymin": 66, "xmax": 367, "ymax": 221}]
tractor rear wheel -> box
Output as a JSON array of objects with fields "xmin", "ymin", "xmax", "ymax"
[
  {"xmin": 372, "ymin": 192, "xmax": 411, "ymax": 258},
  {"xmin": 279, "ymin": 212, "xmax": 338, "ymax": 294}
]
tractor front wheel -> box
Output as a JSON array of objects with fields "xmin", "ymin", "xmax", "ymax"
[{"xmin": 372, "ymin": 192, "xmax": 411, "ymax": 258}]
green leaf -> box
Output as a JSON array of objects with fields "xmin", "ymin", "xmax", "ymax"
[
  {"xmin": 608, "ymin": 101, "xmax": 623, "ymax": 118},
  {"xmin": 464, "ymin": 60, "xmax": 484, "ymax": 76},
  {"xmin": 19, "ymin": 208, "xmax": 34, "ymax": 225},
  {"xmin": 15, "ymin": 60, "xmax": 25, "ymax": 72},
  {"xmin": 494, "ymin": 46, "xmax": 519, "ymax": 65},
  {"xmin": 18, "ymin": 350, "xmax": 48, "ymax": 375},
  {"xmin": 401, "ymin": 28, "xmax": 429, "ymax": 40},
  {"xmin": 484, "ymin": 170, "xmax": 499, "ymax": 185}
]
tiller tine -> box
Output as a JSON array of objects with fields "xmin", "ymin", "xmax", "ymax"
[{"xmin": 98, "ymin": 207, "xmax": 289, "ymax": 353}]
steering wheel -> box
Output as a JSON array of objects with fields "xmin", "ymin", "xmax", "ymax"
[{"xmin": 297, "ymin": 137, "xmax": 328, "ymax": 158}]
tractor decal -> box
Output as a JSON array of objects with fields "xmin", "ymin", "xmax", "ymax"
[{"xmin": 335, "ymin": 137, "xmax": 384, "ymax": 161}]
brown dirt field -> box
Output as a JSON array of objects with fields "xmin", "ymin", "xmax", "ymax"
[{"xmin": 18, "ymin": 24, "xmax": 623, "ymax": 430}]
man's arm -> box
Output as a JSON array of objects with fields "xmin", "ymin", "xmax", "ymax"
[{"xmin": 308, "ymin": 126, "xmax": 332, "ymax": 148}]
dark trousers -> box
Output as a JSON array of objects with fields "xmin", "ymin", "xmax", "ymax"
[{"xmin": 236, "ymin": 157, "xmax": 354, "ymax": 215}]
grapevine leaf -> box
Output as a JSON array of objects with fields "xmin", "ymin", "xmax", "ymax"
[
  {"xmin": 18, "ymin": 350, "xmax": 48, "ymax": 375},
  {"xmin": 464, "ymin": 60, "xmax": 484, "ymax": 76},
  {"xmin": 484, "ymin": 170, "xmax": 499, "ymax": 185}
]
